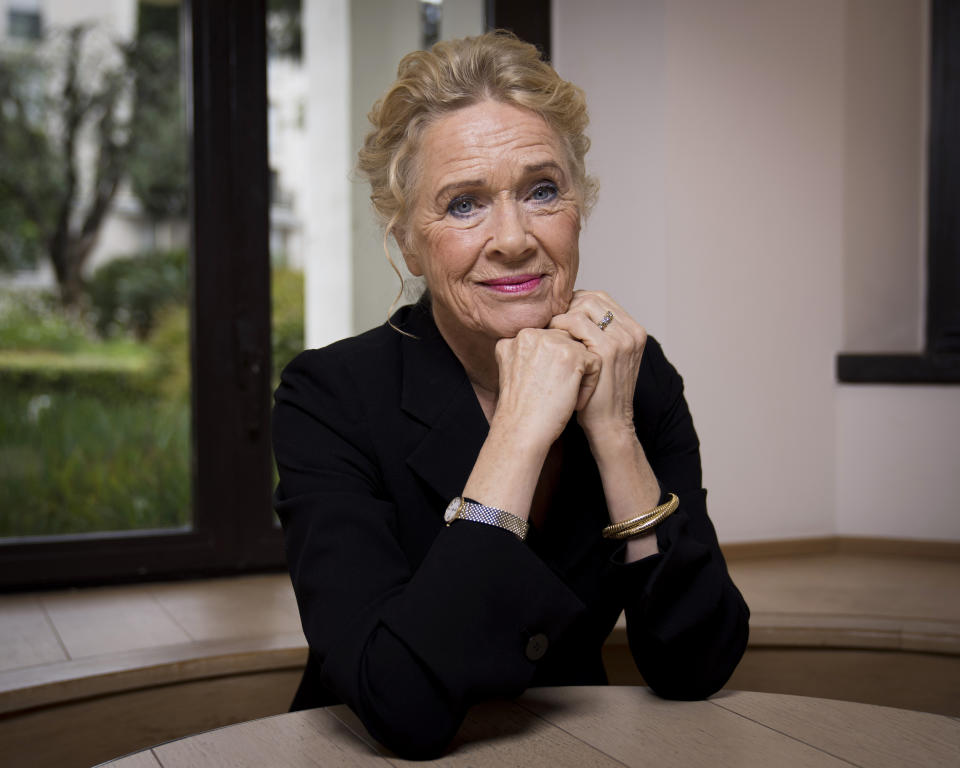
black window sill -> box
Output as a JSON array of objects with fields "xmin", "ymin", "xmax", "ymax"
[{"xmin": 836, "ymin": 353, "xmax": 960, "ymax": 384}]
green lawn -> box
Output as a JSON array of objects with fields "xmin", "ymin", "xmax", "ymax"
[
  {"xmin": 0, "ymin": 272, "xmax": 301, "ymax": 539},
  {"xmin": 0, "ymin": 381, "xmax": 191, "ymax": 538},
  {"xmin": 0, "ymin": 345, "xmax": 150, "ymax": 370}
]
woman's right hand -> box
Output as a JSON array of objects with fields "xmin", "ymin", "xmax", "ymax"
[
  {"xmin": 462, "ymin": 328, "xmax": 599, "ymax": 522},
  {"xmin": 492, "ymin": 327, "xmax": 601, "ymax": 451}
]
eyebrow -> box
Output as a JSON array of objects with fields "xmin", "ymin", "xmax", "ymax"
[
  {"xmin": 432, "ymin": 162, "xmax": 567, "ymax": 205},
  {"xmin": 525, "ymin": 161, "xmax": 566, "ymax": 177},
  {"xmin": 434, "ymin": 179, "xmax": 484, "ymax": 206}
]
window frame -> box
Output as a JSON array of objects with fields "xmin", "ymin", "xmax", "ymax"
[
  {"xmin": 837, "ymin": 0, "xmax": 960, "ymax": 384},
  {"xmin": 485, "ymin": 0, "xmax": 551, "ymax": 60},
  {"xmin": 7, "ymin": 9, "xmax": 43, "ymax": 41},
  {"xmin": 0, "ymin": 0, "xmax": 283, "ymax": 590}
]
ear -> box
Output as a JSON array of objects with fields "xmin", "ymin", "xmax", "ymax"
[
  {"xmin": 400, "ymin": 248, "xmax": 423, "ymax": 277},
  {"xmin": 393, "ymin": 227, "xmax": 424, "ymax": 276}
]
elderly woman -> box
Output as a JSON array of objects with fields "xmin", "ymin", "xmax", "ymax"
[{"xmin": 273, "ymin": 31, "xmax": 748, "ymax": 759}]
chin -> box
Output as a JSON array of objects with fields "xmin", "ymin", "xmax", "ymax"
[{"xmin": 486, "ymin": 306, "xmax": 555, "ymax": 339}]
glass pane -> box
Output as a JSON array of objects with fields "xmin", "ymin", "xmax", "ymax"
[
  {"xmin": 0, "ymin": 1, "xmax": 191, "ymax": 539},
  {"xmin": 267, "ymin": 0, "xmax": 305, "ymax": 387},
  {"xmin": 268, "ymin": 0, "xmax": 484, "ymax": 365}
]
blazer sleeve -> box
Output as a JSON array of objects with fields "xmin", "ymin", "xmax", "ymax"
[
  {"xmin": 273, "ymin": 347, "xmax": 585, "ymax": 759},
  {"xmin": 614, "ymin": 338, "xmax": 750, "ymax": 699}
]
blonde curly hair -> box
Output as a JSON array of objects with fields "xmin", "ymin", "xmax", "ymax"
[{"xmin": 357, "ymin": 30, "xmax": 598, "ymax": 250}]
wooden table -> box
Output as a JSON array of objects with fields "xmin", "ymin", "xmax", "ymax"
[{"xmin": 99, "ymin": 686, "xmax": 960, "ymax": 767}]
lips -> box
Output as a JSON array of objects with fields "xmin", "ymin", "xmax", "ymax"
[{"xmin": 480, "ymin": 274, "xmax": 543, "ymax": 294}]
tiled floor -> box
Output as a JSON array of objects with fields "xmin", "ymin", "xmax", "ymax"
[
  {"xmin": 731, "ymin": 553, "xmax": 960, "ymax": 620},
  {"xmin": 0, "ymin": 574, "xmax": 305, "ymax": 675}
]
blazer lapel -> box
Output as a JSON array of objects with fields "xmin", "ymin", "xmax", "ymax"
[{"xmin": 399, "ymin": 308, "xmax": 489, "ymax": 507}]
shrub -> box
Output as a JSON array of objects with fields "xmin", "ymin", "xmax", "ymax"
[
  {"xmin": 0, "ymin": 350, "xmax": 158, "ymax": 400},
  {"xmin": 87, "ymin": 248, "xmax": 188, "ymax": 339},
  {"xmin": 271, "ymin": 267, "xmax": 304, "ymax": 383},
  {"xmin": 147, "ymin": 304, "xmax": 190, "ymax": 402},
  {"xmin": 0, "ymin": 289, "xmax": 91, "ymax": 352},
  {"xmin": 0, "ymin": 267, "xmax": 303, "ymax": 537},
  {"xmin": 0, "ymin": 284, "xmax": 163, "ymax": 404}
]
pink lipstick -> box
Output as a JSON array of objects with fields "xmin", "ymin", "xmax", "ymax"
[{"xmin": 481, "ymin": 274, "xmax": 543, "ymax": 294}]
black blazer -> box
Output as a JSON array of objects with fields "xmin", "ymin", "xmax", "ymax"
[{"xmin": 273, "ymin": 301, "xmax": 749, "ymax": 759}]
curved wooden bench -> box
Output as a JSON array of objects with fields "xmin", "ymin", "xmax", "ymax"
[
  {"xmin": 605, "ymin": 543, "xmax": 960, "ymax": 718},
  {"xmin": 0, "ymin": 633, "xmax": 307, "ymax": 716},
  {"xmin": 0, "ymin": 635, "xmax": 307, "ymax": 768}
]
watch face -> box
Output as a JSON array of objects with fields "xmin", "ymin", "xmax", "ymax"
[{"xmin": 444, "ymin": 497, "xmax": 462, "ymax": 523}]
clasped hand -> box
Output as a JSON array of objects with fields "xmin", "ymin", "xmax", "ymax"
[{"xmin": 493, "ymin": 290, "xmax": 648, "ymax": 451}]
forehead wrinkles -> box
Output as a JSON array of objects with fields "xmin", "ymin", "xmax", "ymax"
[
  {"xmin": 416, "ymin": 108, "xmax": 568, "ymax": 197},
  {"xmin": 430, "ymin": 143, "xmax": 560, "ymax": 187}
]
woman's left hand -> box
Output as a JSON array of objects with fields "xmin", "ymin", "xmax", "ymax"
[
  {"xmin": 549, "ymin": 290, "xmax": 647, "ymax": 445},
  {"xmin": 552, "ymin": 290, "xmax": 660, "ymax": 560}
]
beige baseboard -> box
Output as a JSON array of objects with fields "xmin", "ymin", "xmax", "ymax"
[{"xmin": 721, "ymin": 535, "xmax": 960, "ymax": 561}]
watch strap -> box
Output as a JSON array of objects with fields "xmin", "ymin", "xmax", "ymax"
[{"xmin": 445, "ymin": 496, "xmax": 530, "ymax": 541}]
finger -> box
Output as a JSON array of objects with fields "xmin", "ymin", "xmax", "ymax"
[
  {"xmin": 566, "ymin": 294, "xmax": 648, "ymax": 353},
  {"xmin": 494, "ymin": 335, "xmax": 516, "ymax": 367},
  {"xmin": 550, "ymin": 310, "xmax": 606, "ymax": 345},
  {"xmin": 567, "ymin": 290, "xmax": 633, "ymax": 330},
  {"xmin": 550, "ymin": 310, "xmax": 624, "ymax": 356},
  {"xmin": 575, "ymin": 352, "xmax": 602, "ymax": 411},
  {"xmin": 568, "ymin": 289, "xmax": 622, "ymax": 316}
]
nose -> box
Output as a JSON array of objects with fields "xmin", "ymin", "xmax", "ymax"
[{"xmin": 487, "ymin": 199, "xmax": 532, "ymax": 260}]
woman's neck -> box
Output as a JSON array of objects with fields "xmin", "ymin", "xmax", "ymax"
[{"xmin": 432, "ymin": 308, "xmax": 500, "ymax": 418}]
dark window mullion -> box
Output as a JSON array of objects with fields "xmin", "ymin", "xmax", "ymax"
[
  {"xmin": 485, "ymin": 0, "xmax": 552, "ymax": 61},
  {"xmin": 189, "ymin": 0, "xmax": 280, "ymax": 569},
  {"xmin": 926, "ymin": 0, "xmax": 960, "ymax": 358}
]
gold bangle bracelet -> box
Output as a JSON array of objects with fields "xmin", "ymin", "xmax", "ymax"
[
  {"xmin": 603, "ymin": 494, "xmax": 679, "ymax": 534},
  {"xmin": 606, "ymin": 507, "xmax": 672, "ymax": 539},
  {"xmin": 602, "ymin": 509, "xmax": 660, "ymax": 534},
  {"xmin": 602, "ymin": 493, "xmax": 679, "ymax": 540}
]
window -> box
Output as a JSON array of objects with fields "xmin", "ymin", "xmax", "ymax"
[
  {"xmin": 838, "ymin": 0, "xmax": 960, "ymax": 384},
  {"xmin": 7, "ymin": 8, "xmax": 42, "ymax": 41},
  {"xmin": 0, "ymin": 1, "xmax": 282, "ymax": 588}
]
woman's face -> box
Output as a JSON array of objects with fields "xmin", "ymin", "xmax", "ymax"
[{"xmin": 403, "ymin": 100, "xmax": 581, "ymax": 346}]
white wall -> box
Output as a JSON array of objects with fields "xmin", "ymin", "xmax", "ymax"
[
  {"xmin": 553, "ymin": 1, "xmax": 669, "ymax": 338},
  {"xmin": 837, "ymin": 386, "xmax": 960, "ymax": 539},
  {"xmin": 304, "ymin": 0, "xmax": 353, "ymax": 349},
  {"xmin": 554, "ymin": 0, "xmax": 960, "ymax": 542}
]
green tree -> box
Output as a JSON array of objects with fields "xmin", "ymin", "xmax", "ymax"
[
  {"xmin": 127, "ymin": 3, "xmax": 187, "ymax": 225},
  {"xmin": 0, "ymin": 25, "xmax": 135, "ymax": 308},
  {"xmin": 267, "ymin": 0, "xmax": 302, "ymax": 60}
]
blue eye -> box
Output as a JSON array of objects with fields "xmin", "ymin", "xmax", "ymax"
[
  {"xmin": 448, "ymin": 196, "xmax": 477, "ymax": 217},
  {"xmin": 530, "ymin": 182, "xmax": 558, "ymax": 202}
]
